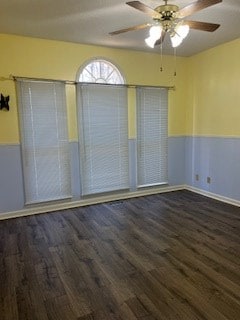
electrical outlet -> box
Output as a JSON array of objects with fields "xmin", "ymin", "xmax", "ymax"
[
  {"xmin": 195, "ymin": 174, "xmax": 199, "ymax": 181},
  {"xmin": 207, "ymin": 177, "xmax": 211, "ymax": 184}
]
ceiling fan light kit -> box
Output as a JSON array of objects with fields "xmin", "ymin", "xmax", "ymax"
[
  {"xmin": 170, "ymin": 23, "xmax": 190, "ymax": 47},
  {"xmin": 145, "ymin": 36, "xmax": 157, "ymax": 48},
  {"xmin": 149, "ymin": 25, "xmax": 163, "ymax": 39},
  {"xmin": 110, "ymin": 0, "xmax": 222, "ymax": 49},
  {"xmin": 146, "ymin": 20, "xmax": 190, "ymax": 48},
  {"xmin": 145, "ymin": 24, "xmax": 163, "ymax": 47}
]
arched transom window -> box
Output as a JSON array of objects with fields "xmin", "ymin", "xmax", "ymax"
[{"xmin": 78, "ymin": 59, "xmax": 124, "ymax": 84}]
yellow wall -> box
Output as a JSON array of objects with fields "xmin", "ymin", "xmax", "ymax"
[
  {"xmin": 1, "ymin": 33, "xmax": 239, "ymax": 143},
  {"xmin": 0, "ymin": 34, "xmax": 188, "ymax": 143},
  {"xmin": 186, "ymin": 38, "xmax": 240, "ymax": 137}
]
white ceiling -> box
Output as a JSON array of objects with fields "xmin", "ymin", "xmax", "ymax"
[{"xmin": 0, "ymin": 0, "xmax": 239, "ymax": 56}]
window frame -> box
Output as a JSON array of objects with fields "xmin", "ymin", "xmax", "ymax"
[{"xmin": 76, "ymin": 57, "xmax": 125, "ymax": 84}]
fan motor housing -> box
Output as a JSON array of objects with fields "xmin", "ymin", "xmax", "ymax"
[{"xmin": 155, "ymin": 4, "xmax": 179, "ymax": 20}]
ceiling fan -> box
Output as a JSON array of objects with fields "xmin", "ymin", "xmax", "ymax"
[{"xmin": 110, "ymin": 0, "xmax": 222, "ymax": 48}]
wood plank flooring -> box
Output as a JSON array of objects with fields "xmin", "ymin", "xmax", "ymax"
[{"xmin": 0, "ymin": 190, "xmax": 240, "ymax": 319}]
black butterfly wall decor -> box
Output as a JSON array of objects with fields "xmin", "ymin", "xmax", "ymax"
[{"xmin": 0, "ymin": 94, "xmax": 10, "ymax": 111}]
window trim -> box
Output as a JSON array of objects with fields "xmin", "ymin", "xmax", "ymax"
[{"xmin": 76, "ymin": 57, "xmax": 126, "ymax": 84}]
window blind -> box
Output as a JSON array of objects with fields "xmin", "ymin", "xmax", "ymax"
[
  {"xmin": 17, "ymin": 80, "xmax": 71, "ymax": 204},
  {"xmin": 137, "ymin": 87, "xmax": 168, "ymax": 187},
  {"xmin": 77, "ymin": 84, "xmax": 129, "ymax": 195}
]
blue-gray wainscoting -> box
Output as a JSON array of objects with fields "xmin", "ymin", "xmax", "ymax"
[
  {"xmin": 1, "ymin": 136, "xmax": 239, "ymax": 214},
  {"xmin": 185, "ymin": 136, "xmax": 240, "ymax": 201},
  {"xmin": 0, "ymin": 144, "xmax": 25, "ymax": 212},
  {"xmin": 0, "ymin": 138, "xmax": 185, "ymax": 213},
  {"xmin": 0, "ymin": 143, "xmax": 83, "ymax": 213},
  {"xmin": 168, "ymin": 136, "xmax": 186, "ymax": 185}
]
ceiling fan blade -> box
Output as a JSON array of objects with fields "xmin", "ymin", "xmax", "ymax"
[
  {"xmin": 126, "ymin": 1, "xmax": 159, "ymax": 18},
  {"xmin": 185, "ymin": 20, "xmax": 220, "ymax": 32},
  {"xmin": 109, "ymin": 23, "xmax": 150, "ymax": 35},
  {"xmin": 154, "ymin": 32, "xmax": 166, "ymax": 46},
  {"xmin": 177, "ymin": 0, "xmax": 222, "ymax": 19}
]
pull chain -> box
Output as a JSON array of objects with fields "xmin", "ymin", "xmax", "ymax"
[
  {"xmin": 174, "ymin": 47, "xmax": 177, "ymax": 76},
  {"xmin": 160, "ymin": 41, "xmax": 163, "ymax": 72}
]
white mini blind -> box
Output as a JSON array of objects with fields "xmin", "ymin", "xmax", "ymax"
[
  {"xmin": 77, "ymin": 84, "xmax": 129, "ymax": 195},
  {"xmin": 137, "ymin": 87, "xmax": 168, "ymax": 187},
  {"xmin": 17, "ymin": 80, "xmax": 71, "ymax": 204}
]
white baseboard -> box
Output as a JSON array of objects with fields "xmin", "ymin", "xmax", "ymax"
[
  {"xmin": 185, "ymin": 185, "xmax": 240, "ymax": 207},
  {"xmin": 0, "ymin": 185, "xmax": 185, "ymax": 220},
  {"xmin": 1, "ymin": 185, "xmax": 239, "ymax": 221}
]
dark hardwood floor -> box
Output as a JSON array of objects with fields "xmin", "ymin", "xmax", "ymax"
[{"xmin": 0, "ymin": 190, "xmax": 240, "ymax": 320}]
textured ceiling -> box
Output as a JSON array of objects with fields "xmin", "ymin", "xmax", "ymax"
[{"xmin": 0, "ymin": 0, "xmax": 239, "ymax": 56}]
